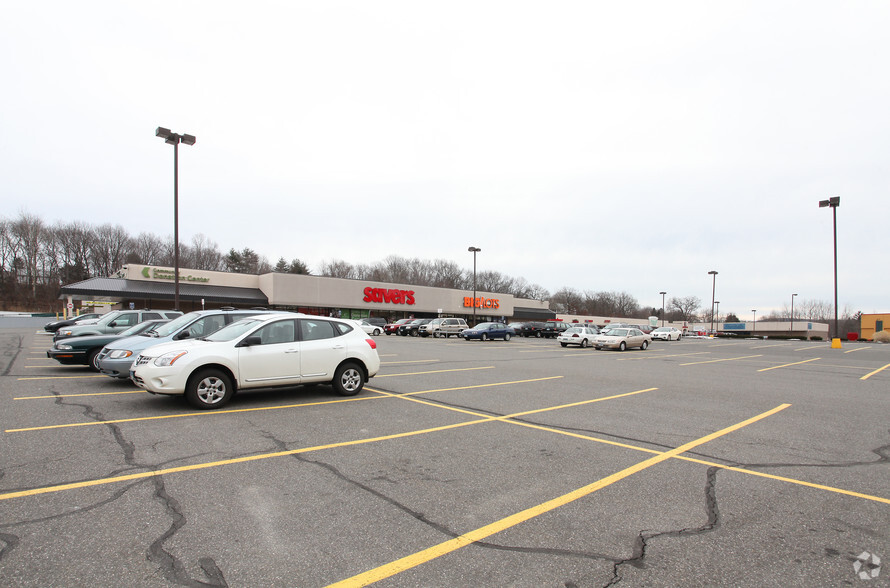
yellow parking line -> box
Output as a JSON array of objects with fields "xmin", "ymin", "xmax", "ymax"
[
  {"xmin": 861, "ymin": 363, "xmax": 890, "ymax": 381},
  {"xmin": 844, "ymin": 347, "xmax": 868, "ymax": 354},
  {"xmin": 5, "ymin": 377, "xmax": 563, "ymax": 433},
  {"xmin": 680, "ymin": 355, "xmax": 762, "ymax": 366},
  {"xmin": 18, "ymin": 375, "xmax": 107, "ymax": 380},
  {"xmin": 326, "ymin": 404, "xmax": 791, "ymax": 587},
  {"xmin": 617, "ymin": 352, "xmax": 710, "ymax": 361},
  {"xmin": 750, "ymin": 344, "xmax": 790, "ymax": 349},
  {"xmin": 377, "ymin": 367, "xmax": 494, "ymax": 378},
  {"xmin": 381, "ymin": 360, "xmax": 440, "ymax": 365},
  {"xmin": 757, "ymin": 358, "xmax": 821, "ymax": 372},
  {"xmin": 16, "ymin": 390, "xmax": 146, "ymax": 400}
]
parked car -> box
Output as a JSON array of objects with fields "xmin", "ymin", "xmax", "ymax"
[
  {"xmin": 43, "ymin": 313, "xmax": 103, "ymax": 333},
  {"xmin": 518, "ymin": 321, "xmax": 546, "ymax": 337},
  {"xmin": 362, "ymin": 317, "xmax": 387, "ymax": 328},
  {"xmin": 418, "ymin": 317, "xmax": 444, "ymax": 337},
  {"xmin": 357, "ymin": 319, "xmax": 383, "ymax": 336},
  {"xmin": 131, "ymin": 313, "xmax": 380, "ymax": 409},
  {"xmin": 384, "ymin": 318, "xmax": 413, "ymax": 335},
  {"xmin": 461, "ymin": 322, "xmax": 514, "ymax": 341},
  {"xmin": 541, "ymin": 321, "xmax": 571, "ymax": 339},
  {"xmin": 557, "ymin": 325, "xmax": 601, "ymax": 348},
  {"xmin": 651, "ymin": 326, "xmax": 682, "ymax": 341},
  {"xmin": 96, "ymin": 307, "xmax": 275, "ymax": 379},
  {"xmin": 431, "ymin": 317, "xmax": 469, "ymax": 338},
  {"xmin": 54, "ymin": 309, "xmax": 183, "ymax": 341},
  {"xmin": 46, "ymin": 319, "xmax": 171, "ymax": 370},
  {"xmin": 398, "ymin": 318, "xmax": 432, "ymax": 336},
  {"xmin": 594, "ymin": 327, "xmax": 652, "ymax": 351}
]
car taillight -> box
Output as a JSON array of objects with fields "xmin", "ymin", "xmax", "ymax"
[{"xmin": 365, "ymin": 338, "xmax": 377, "ymax": 349}]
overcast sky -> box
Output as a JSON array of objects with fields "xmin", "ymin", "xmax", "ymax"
[{"xmin": 2, "ymin": 2, "xmax": 888, "ymax": 318}]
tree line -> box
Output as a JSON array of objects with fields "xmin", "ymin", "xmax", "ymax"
[{"xmin": 0, "ymin": 211, "xmax": 855, "ymax": 325}]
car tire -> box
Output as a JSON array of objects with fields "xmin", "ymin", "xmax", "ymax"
[
  {"xmin": 560, "ymin": 342, "xmax": 567, "ymax": 347},
  {"xmin": 535, "ymin": 332, "xmax": 542, "ymax": 338},
  {"xmin": 481, "ymin": 333, "xmax": 488, "ymax": 341},
  {"xmin": 332, "ymin": 362, "xmax": 364, "ymax": 396},
  {"xmin": 641, "ymin": 340, "xmax": 649, "ymax": 350},
  {"xmin": 87, "ymin": 348, "xmax": 102, "ymax": 372},
  {"xmin": 619, "ymin": 341, "xmax": 626, "ymax": 351},
  {"xmin": 372, "ymin": 328, "xmax": 381, "ymax": 336},
  {"xmin": 186, "ymin": 369, "xmax": 235, "ymax": 410},
  {"xmin": 504, "ymin": 333, "xmax": 511, "ymax": 341},
  {"xmin": 595, "ymin": 346, "xmax": 602, "ymax": 350}
]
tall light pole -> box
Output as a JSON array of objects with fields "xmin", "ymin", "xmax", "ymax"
[
  {"xmin": 751, "ymin": 309, "xmax": 756, "ymax": 333},
  {"xmin": 659, "ymin": 291, "xmax": 667, "ymax": 326},
  {"xmin": 714, "ymin": 301, "xmax": 720, "ymax": 329},
  {"xmin": 156, "ymin": 127, "xmax": 196, "ymax": 311},
  {"xmin": 468, "ymin": 246, "xmax": 481, "ymax": 326},
  {"xmin": 708, "ymin": 270, "xmax": 718, "ymax": 334},
  {"xmin": 790, "ymin": 293, "xmax": 798, "ymax": 336},
  {"xmin": 819, "ymin": 197, "xmax": 840, "ymax": 341}
]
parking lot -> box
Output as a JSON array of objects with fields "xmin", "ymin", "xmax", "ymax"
[{"xmin": 1, "ymin": 325, "xmax": 889, "ymax": 587}]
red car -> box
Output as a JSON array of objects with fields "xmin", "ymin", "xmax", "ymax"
[{"xmin": 384, "ymin": 318, "xmax": 413, "ymax": 335}]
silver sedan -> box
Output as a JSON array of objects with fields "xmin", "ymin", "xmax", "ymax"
[{"xmin": 594, "ymin": 328, "xmax": 652, "ymax": 351}]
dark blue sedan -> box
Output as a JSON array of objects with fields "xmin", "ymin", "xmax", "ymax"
[{"xmin": 461, "ymin": 322, "xmax": 514, "ymax": 341}]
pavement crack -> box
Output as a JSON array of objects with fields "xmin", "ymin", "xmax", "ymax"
[{"xmin": 606, "ymin": 466, "xmax": 721, "ymax": 586}]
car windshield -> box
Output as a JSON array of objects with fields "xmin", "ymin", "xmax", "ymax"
[
  {"xmin": 118, "ymin": 321, "xmax": 159, "ymax": 337},
  {"xmin": 205, "ymin": 318, "xmax": 266, "ymax": 342},
  {"xmin": 653, "ymin": 327, "xmax": 669, "ymax": 332},
  {"xmin": 475, "ymin": 322, "xmax": 497, "ymax": 329},
  {"xmin": 149, "ymin": 312, "xmax": 201, "ymax": 337},
  {"xmin": 94, "ymin": 311, "xmax": 122, "ymax": 326},
  {"xmin": 565, "ymin": 328, "xmax": 582, "ymax": 334},
  {"xmin": 608, "ymin": 329, "xmax": 629, "ymax": 336}
]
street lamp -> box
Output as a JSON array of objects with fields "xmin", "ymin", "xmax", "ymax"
[
  {"xmin": 468, "ymin": 246, "xmax": 481, "ymax": 326},
  {"xmin": 751, "ymin": 309, "xmax": 756, "ymax": 333},
  {"xmin": 659, "ymin": 291, "xmax": 667, "ymax": 326},
  {"xmin": 708, "ymin": 270, "xmax": 718, "ymax": 334},
  {"xmin": 818, "ymin": 197, "xmax": 840, "ymax": 342},
  {"xmin": 790, "ymin": 293, "xmax": 798, "ymax": 335},
  {"xmin": 156, "ymin": 127, "xmax": 196, "ymax": 311},
  {"xmin": 714, "ymin": 301, "xmax": 720, "ymax": 329}
]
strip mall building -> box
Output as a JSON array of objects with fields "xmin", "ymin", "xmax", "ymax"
[{"xmin": 59, "ymin": 264, "xmax": 556, "ymax": 323}]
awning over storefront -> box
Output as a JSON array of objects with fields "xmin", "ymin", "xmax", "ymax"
[
  {"xmin": 59, "ymin": 278, "xmax": 268, "ymax": 306},
  {"xmin": 512, "ymin": 306, "xmax": 556, "ymax": 320}
]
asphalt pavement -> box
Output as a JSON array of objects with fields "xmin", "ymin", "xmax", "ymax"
[{"xmin": 1, "ymin": 327, "xmax": 888, "ymax": 587}]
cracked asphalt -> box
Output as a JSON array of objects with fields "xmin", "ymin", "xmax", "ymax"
[{"xmin": 1, "ymin": 323, "xmax": 888, "ymax": 587}]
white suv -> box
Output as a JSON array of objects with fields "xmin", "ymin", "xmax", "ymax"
[
  {"xmin": 433, "ymin": 317, "xmax": 469, "ymax": 338},
  {"xmin": 132, "ymin": 313, "xmax": 380, "ymax": 409}
]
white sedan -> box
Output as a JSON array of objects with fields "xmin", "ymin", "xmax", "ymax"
[
  {"xmin": 594, "ymin": 328, "xmax": 652, "ymax": 351},
  {"xmin": 356, "ymin": 319, "xmax": 383, "ymax": 336},
  {"xmin": 132, "ymin": 313, "xmax": 380, "ymax": 409},
  {"xmin": 651, "ymin": 326, "xmax": 682, "ymax": 341},
  {"xmin": 557, "ymin": 326, "xmax": 600, "ymax": 348}
]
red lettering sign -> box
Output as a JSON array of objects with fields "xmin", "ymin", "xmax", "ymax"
[{"xmin": 363, "ymin": 287, "xmax": 415, "ymax": 305}]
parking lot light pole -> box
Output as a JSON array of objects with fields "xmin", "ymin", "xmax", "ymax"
[
  {"xmin": 155, "ymin": 127, "xmax": 196, "ymax": 311},
  {"xmin": 468, "ymin": 246, "xmax": 481, "ymax": 326},
  {"xmin": 790, "ymin": 293, "xmax": 797, "ymax": 336},
  {"xmin": 818, "ymin": 197, "xmax": 840, "ymax": 343},
  {"xmin": 751, "ymin": 309, "xmax": 756, "ymax": 333},
  {"xmin": 659, "ymin": 291, "xmax": 667, "ymax": 326},
  {"xmin": 714, "ymin": 301, "xmax": 720, "ymax": 330},
  {"xmin": 708, "ymin": 270, "xmax": 718, "ymax": 334}
]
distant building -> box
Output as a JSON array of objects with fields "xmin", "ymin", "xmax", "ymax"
[{"xmin": 860, "ymin": 313, "xmax": 890, "ymax": 340}]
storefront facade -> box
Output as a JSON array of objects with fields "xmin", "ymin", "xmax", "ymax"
[{"xmin": 59, "ymin": 264, "xmax": 554, "ymax": 323}]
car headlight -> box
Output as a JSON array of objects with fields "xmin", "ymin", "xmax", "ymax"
[
  {"xmin": 59, "ymin": 329, "xmax": 73, "ymax": 337},
  {"xmin": 108, "ymin": 350, "xmax": 134, "ymax": 359},
  {"xmin": 55, "ymin": 343, "xmax": 73, "ymax": 350},
  {"xmin": 154, "ymin": 350, "xmax": 188, "ymax": 367}
]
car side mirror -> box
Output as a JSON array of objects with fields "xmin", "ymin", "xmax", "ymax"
[
  {"xmin": 238, "ymin": 336, "xmax": 262, "ymax": 347},
  {"xmin": 175, "ymin": 330, "xmax": 191, "ymax": 340},
  {"xmin": 108, "ymin": 321, "xmax": 117, "ymax": 327}
]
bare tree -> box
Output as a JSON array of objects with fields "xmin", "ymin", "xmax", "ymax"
[
  {"xmin": 90, "ymin": 224, "xmax": 132, "ymax": 277},
  {"xmin": 551, "ymin": 287, "xmax": 584, "ymax": 314},
  {"xmin": 318, "ymin": 259, "xmax": 356, "ymax": 279},
  {"xmin": 668, "ymin": 295, "xmax": 701, "ymax": 323},
  {"xmin": 11, "ymin": 212, "xmax": 46, "ymax": 297}
]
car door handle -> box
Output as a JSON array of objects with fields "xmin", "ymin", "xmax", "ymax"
[
  {"xmin": 332, "ymin": 344, "xmax": 345, "ymax": 350},
  {"xmin": 285, "ymin": 349, "xmax": 299, "ymax": 353}
]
